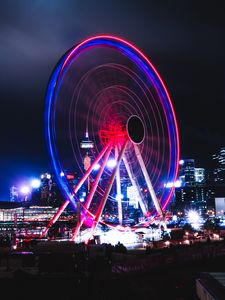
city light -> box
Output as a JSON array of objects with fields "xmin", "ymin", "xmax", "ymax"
[
  {"xmin": 107, "ymin": 159, "xmax": 117, "ymax": 168},
  {"xmin": 172, "ymin": 215, "xmax": 178, "ymax": 221},
  {"xmin": 60, "ymin": 171, "xmax": 65, "ymax": 177},
  {"xmin": 187, "ymin": 210, "xmax": 200, "ymax": 224},
  {"xmin": 98, "ymin": 228, "xmax": 138, "ymax": 246},
  {"xmin": 20, "ymin": 186, "xmax": 31, "ymax": 194},
  {"xmin": 30, "ymin": 179, "xmax": 41, "ymax": 189},
  {"xmin": 165, "ymin": 240, "xmax": 170, "ymax": 247},
  {"xmin": 164, "ymin": 180, "xmax": 182, "ymax": 188},
  {"xmin": 184, "ymin": 239, "xmax": 190, "ymax": 245},
  {"xmin": 93, "ymin": 163, "xmax": 100, "ymax": 171},
  {"xmin": 116, "ymin": 193, "xmax": 124, "ymax": 200}
]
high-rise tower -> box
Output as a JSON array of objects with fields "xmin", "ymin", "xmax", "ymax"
[
  {"xmin": 178, "ymin": 159, "xmax": 195, "ymax": 186},
  {"xmin": 80, "ymin": 129, "xmax": 94, "ymax": 194},
  {"xmin": 212, "ymin": 147, "xmax": 225, "ymax": 183}
]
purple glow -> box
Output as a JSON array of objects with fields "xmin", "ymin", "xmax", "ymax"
[
  {"xmin": 20, "ymin": 186, "xmax": 30, "ymax": 194},
  {"xmin": 30, "ymin": 178, "xmax": 41, "ymax": 189}
]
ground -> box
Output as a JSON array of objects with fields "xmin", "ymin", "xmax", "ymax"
[{"xmin": 1, "ymin": 254, "xmax": 225, "ymax": 299}]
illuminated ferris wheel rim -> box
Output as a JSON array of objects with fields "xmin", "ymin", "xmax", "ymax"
[{"xmin": 44, "ymin": 35, "xmax": 180, "ymax": 238}]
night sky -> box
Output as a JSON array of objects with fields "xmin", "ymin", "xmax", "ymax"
[{"xmin": 0, "ymin": 0, "xmax": 225, "ymax": 200}]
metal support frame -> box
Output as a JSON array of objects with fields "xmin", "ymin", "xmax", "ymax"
[
  {"xmin": 115, "ymin": 145, "xmax": 123, "ymax": 225},
  {"xmin": 41, "ymin": 139, "xmax": 165, "ymax": 242},
  {"xmin": 40, "ymin": 143, "xmax": 111, "ymax": 238},
  {"xmin": 122, "ymin": 154, "xmax": 148, "ymax": 215},
  {"xmin": 86, "ymin": 140, "xmax": 128, "ymax": 243},
  {"xmin": 72, "ymin": 144, "xmax": 112, "ymax": 241},
  {"xmin": 134, "ymin": 144, "xmax": 163, "ymax": 217},
  {"xmin": 40, "ymin": 200, "xmax": 70, "ymax": 238}
]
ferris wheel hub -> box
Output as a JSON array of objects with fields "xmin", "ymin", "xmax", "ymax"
[
  {"xmin": 99, "ymin": 121, "xmax": 128, "ymax": 146},
  {"xmin": 127, "ymin": 115, "xmax": 145, "ymax": 144},
  {"xmin": 99, "ymin": 115, "xmax": 145, "ymax": 146}
]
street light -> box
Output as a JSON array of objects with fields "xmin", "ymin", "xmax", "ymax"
[
  {"xmin": 20, "ymin": 186, "xmax": 31, "ymax": 201},
  {"xmin": 20, "ymin": 186, "xmax": 30, "ymax": 195},
  {"xmin": 30, "ymin": 178, "xmax": 41, "ymax": 189},
  {"xmin": 187, "ymin": 210, "xmax": 200, "ymax": 224}
]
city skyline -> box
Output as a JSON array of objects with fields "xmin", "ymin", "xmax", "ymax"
[
  {"xmin": 5, "ymin": 148, "xmax": 225, "ymax": 203},
  {"xmin": 1, "ymin": 1, "xmax": 225, "ymax": 199}
]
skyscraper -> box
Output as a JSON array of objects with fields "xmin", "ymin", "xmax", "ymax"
[
  {"xmin": 80, "ymin": 129, "xmax": 94, "ymax": 198},
  {"xmin": 80, "ymin": 129, "xmax": 94, "ymax": 152},
  {"xmin": 40, "ymin": 173, "xmax": 52, "ymax": 204},
  {"xmin": 194, "ymin": 168, "xmax": 205, "ymax": 184},
  {"xmin": 178, "ymin": 159, "xmax": 195, "ymax": 186},
  {"xmin": 10, "ymin": 186, "xmax": 19, "ymax": 202},
  {"xmin": 212, "ymin": 147, "xmax": 225, "ymax": 183}
]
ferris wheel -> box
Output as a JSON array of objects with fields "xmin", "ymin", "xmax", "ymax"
[{"xmin": 42, "ymin": 35, "xmax": 180, "ymax": 242}]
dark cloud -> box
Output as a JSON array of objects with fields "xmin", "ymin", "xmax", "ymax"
[{"xmin": 0, "ymin": 0, "xmax": 225, "ymax": 199}]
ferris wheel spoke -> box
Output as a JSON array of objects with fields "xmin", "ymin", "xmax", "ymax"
[
  {"xmin": 115, "ymin": 145, "xmax": 123, "ymax": 225},
  {"xmin": 72, "ymin": 143, "xmax": 112, "ymax": 241},
  {"xmin": 122, "ymin": 153, "xmax": 148, "ymax": 216},
  {"xmin": 41, "ymin": 143, "xmax": 111, "ymax": 238},
  {"xmin": 86, "ymin": 140, "xmax": 128, "ymax": 243},
  {"xmin": 40, "ymin": 200, "xmax": 70, "ymax": 238},
  {"xmin": 73, "ymin": 142, "xmax": 111, "ymax": 194},
  {"xmin": 133, "ymin": 143, "xmax": 163, "ymax": 217}
]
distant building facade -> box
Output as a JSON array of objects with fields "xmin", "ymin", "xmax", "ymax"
[
  {"xmin": 212, "ymin": 147, "xmax": 225, "ymax": 183},
  {"xmin": 10, "ymin": 186, "xmax": 19, "ymax": 202},
  {"xmin": 178, "ymin": 159, "xmax": 195, "ymax": 186},
  {"xmin": 174, "ymin": 158, "xmax": 217, "ymax": 215}
]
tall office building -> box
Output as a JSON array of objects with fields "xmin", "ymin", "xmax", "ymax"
[
  {"xmin": 80, "ymin": 130, "xmax": 94, "ymax": 169},
  {"xmin": 80, "ymin": 129, "xmax": 94, "ymax": 153},
  {"xmin": 178, "ymin": 159, "xmax": 195, "ymax": 186},
  {"xmin": 194, "ymin": 168, "xmax": 205, "ymax": 184},
  {"xmin": 10, "ymin": 186, "xmax": 19, "ymax": 202},
  {"xmin": 212, "ymin": 147, "xmax": 225, "ymax": 183},
  {"xmin": 174, "ymin": 160, "xmax": 209, "ymax": 215},
  {"xmin": 38, "ymin": 172, "xmax": 64, "ymax": 207},
  {"xmin": 174, "ymin": 185, "xmax": 214, "ymax": 215},
  {"xmin": 80, "ymin": 130, "xmax": 94, "ymax": 199},
  {"xmin": 215, "ymin": 197, "xmax": 225, "ymax": 216},
  {"xmin": 40, "ymin": 173, "xmax": 52, "ymax": 204}
]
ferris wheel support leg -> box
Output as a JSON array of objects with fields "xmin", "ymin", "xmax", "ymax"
[
  {"xmin": 41, "ymin": 143, "xmax": 111, "ymax": 238},
  {"xmin": 122, "ymin": 155, "xmax": 148, "ymax": 216},
  {"xmin": 40, "ymin": 200, "xmax": 70, "ymax": 238},
  {"xmin": 72, "ymin": 144, "xmax": 112, "ymax": 242},
  {"xmin": 115, "ymin": 145, "xmax": 123, "ymax": 226},
  {"xmin": 86, "ymin": 140, "xmax": 128, "ymax": 243},
  {"xmin": 134, "ymin": 144, "xmax": 164, "ymax": 218},
  {"xmin": 73, "ymin": 143, "xmax": 111, "ymax": 194}
]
